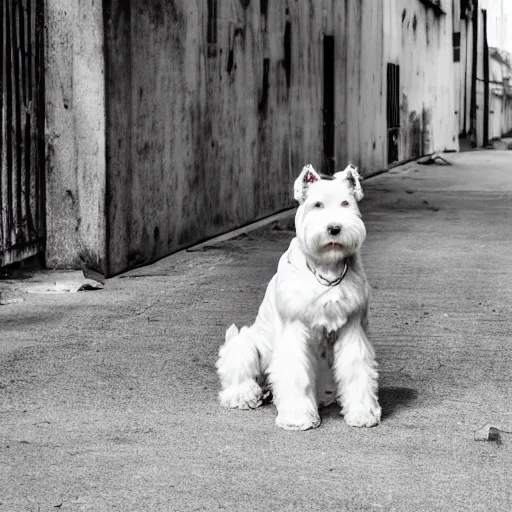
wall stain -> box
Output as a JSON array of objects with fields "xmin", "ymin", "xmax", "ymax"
[{"xmin": 226, "ymin": 27, "xmax": 244, "ymax": 74}]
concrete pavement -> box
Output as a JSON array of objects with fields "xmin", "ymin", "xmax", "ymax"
[{"xmin": 1, "ymin": 150, "xmax": 512, "ymax": 511}]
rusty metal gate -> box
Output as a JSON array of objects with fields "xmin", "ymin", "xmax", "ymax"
[
  {"xmin": 387, "ymin": 62, "xmax": 400, "ymax": 164},
  {"xmin": 0, "ymin": 0, "xmax": 45, "ymax": 267},
  {"xmin": 323, "ymin": 34, "xmax": 335, "ymax": 175}
]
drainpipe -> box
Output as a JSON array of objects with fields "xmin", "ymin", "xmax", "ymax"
[
  {"xmin": 482, "ymin": 9, "xmax": 489, "ymax": 147},
  {"xmin": 469, "ymin": 0, "xmax": 478, "ymax": 145}
]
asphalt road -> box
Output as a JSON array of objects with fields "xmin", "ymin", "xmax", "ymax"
[{"xmin": 1, "ymin": 151, "xmax": 511, "ymax": 511}]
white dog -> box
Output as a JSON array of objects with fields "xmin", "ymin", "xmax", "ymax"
[{"xmin": 216, "ymin": 164, "xmax": 381, "ymax": 430}]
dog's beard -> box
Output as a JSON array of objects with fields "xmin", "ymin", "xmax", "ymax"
[{"xmin": 298, "ymin": 217, "xmax": 366, "ymax": 266}]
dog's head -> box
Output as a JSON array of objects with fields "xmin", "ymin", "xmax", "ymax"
[{"xmin": 293, "ymin": 164, "xmax": 366, "ymax": 264}]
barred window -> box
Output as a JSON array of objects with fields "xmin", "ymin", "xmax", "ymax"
[
  {"xmin": 207, "ymin": 0, "xmax": 218, "ymax": 57},
  {"xmin": 453, "ymin": 32, "xmax": 461, "ymax": 62}
]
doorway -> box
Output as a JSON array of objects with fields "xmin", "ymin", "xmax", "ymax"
[
  {"xmin": 387, "ymin": 62, "xmax": 400, "ymax": 164},
  {"xmin": 323, "ymin": 35, "xmax": 335, "ymax": 174}
]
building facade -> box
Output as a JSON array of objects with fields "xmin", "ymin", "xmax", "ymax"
[
  {"xmin": 454, "ymin": 0, "xmax": 512, "ymax": 145},
  {"xmin": 3, "ymin": 0, "xmax": 460, "ymax": 275}
]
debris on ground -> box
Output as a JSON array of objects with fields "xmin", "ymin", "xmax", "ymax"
[
  {"xmin": 1, "ymin": 270, "xmax": 104, "ymax": 300},
  {"xmin": 418, "ymin": 154, "xmax": 452, "ymax": 166},
  {"xmin": 24, "ymin": 271, "xmax": 104, "ymax": 293},
  {"xmin": 474, "ymin": 423, "xmax": 512, "ymax": 444}
]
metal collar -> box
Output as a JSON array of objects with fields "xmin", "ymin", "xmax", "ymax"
[{"xmin": 306, "ymin": 259, "xmax": 349, "ymax": 287}]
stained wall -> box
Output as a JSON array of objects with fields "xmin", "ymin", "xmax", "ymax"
[
  {"xmin": 104, "ymin": 0, "xmax": 390, "ymax": 275},
  {"xmin": 45, "ymin": 0, "xmax": 106, "ymax": 271},
  {"xmin": 44, "ymin": 0, "xmax": 459, "ymax": 276},
  {"xmin": 385, "ymin": 0, "xmax": 458, "ymax": 161}
]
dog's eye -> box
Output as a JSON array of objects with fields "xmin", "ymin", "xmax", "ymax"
[
  {"xmin": 341, "ymin": 200, "xmax": 350, "ymax": 207},
  {"xmin": 313, "ymin": 202, "xmax": 323, "ymax": 209}
]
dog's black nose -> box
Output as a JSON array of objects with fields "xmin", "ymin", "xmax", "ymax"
[{"xmin": 327, "ymin": 225, "xmax": 341, "ymax": 236}]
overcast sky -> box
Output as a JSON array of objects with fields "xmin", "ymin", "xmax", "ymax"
[{"xmin": 483, "ymin": 0, "xmax": 512, "ymax": 54}]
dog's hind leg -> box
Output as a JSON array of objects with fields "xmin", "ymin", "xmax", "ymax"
[{"xmin": 216, "ymin": 324, "xmax": 266, "ymax": 409}]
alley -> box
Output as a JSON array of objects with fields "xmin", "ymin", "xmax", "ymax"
[{"xmin": 1, "ymin": 151, "xmax": 512, "ymax": 511}]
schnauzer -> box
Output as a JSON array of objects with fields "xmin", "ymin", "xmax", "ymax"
[{"xmin": 216, "ymin": 164, "xmax": 381, "ymax": 430}]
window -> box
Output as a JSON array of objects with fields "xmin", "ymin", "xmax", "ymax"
[
  {"xmin": 387, "ymin": 63, "xmax": 400, "ymax": 164},
  {"xmin": 207, "ymin": 0, "xmax": 218, "ymax": 57},
  {"xmin": 323, "ymin": 35, "xmax": 335, "ymax": 174},
  {"xmin": 284, "ymin": 21, "xmax": 291, "ymax": 88},
  {"xmin": 453, "ymin": 32, "xmax": 461, "ymax": 62}
]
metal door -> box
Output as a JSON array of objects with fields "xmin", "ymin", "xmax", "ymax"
[
  {"xmin": 323, "ymin": 35, "xmax": 335, "ymax": 175},
  {"xmin": 0, "ymin": 0, "xmax": 45, "ymax": 267},
  {"xmin": 387, "ymin": 63, "xmax": 400, "ymax": 164}
]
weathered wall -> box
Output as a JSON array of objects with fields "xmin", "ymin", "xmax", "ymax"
[
  {"xmin": 506, "ymin": 94, "xmax": 512, "ymax": 135},
  {"xmin": 342, "ymin": 1, "xmax": 387, "ymax": 174},
  {"xmin": 453, "ymin": 1, "xmax": 474, "ymax": 136},
  {"xmin": 45, "ymin": 0, "xmax": 105, "ymax": 271},
  {"xmin": 104, "ymin": 0, "xmax": 387, "ymax": 275},
  {"xmin": 457, "ymin": 0, "xmax": 512, "ymax": 145},
  {"xmin": 41, "ymin": 0, "xmax": 461, "ymax": 276},
  {"xmin": 489, "ymin": 49, "xmax": 512, "ymax": 139},
  {"xmin": 385, "ymin": 0, "xmax": 458, "ymax": 160},
  {"xmin": 104, "ymin": 0, "xmax": 461, "ymax": 275}
]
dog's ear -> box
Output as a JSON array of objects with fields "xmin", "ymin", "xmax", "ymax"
[
  {"xmin": 294, "ymin": 164, "xmax": 321, "ymax": 203},
  {"xmin": 334, "ymin": 163, "xmax": 364, "ymax": 202}
]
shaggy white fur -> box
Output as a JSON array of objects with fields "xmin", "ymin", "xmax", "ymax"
[{"xmin": 216, "ymin": 164, "xmax": 381, "ymax": 430}]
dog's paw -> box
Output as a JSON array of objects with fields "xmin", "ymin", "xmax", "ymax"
[
  {"xmin": 219, "ymin": 380, "xmax": 265, "ymax": 410},
  {"xmin": 275, "ymin": 410, "xmax": 321, "ymax": 431},
  {"xmin": 343, "ymin": 402, "xmax": 381, "ymax": 428}
]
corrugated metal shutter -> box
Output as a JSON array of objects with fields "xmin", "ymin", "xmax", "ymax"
[{"xmin": 0, "ymin": 0, "xmax": 45, "ymax": 267}]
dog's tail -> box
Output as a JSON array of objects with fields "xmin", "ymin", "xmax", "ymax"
[{"xmin": 225, "ymin": 324, "xmax": 239, "ymax": 342}]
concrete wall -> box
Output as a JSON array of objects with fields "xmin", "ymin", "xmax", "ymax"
[
  {"xmin": 341, "ymin": 1, "xmax": 387, "ymax": 175},
  {"xmin": 489, "ymin": 49, "xmax": 512, "ymax": 138},
  {"xmin": 45, "ymin": 0, "xmax": 106, "ymax": 272},
  {"xmin": 454, "ymin": 4, "xmax": 474, "ymax": 135},
  {"xmin": 385, "ymin": 0, "xmax": 458, "ymax": 158},
  {"xmin": 44, "ymin": 0, "xmax": 459, "ymax": 276},
  {"xmin": 455, "ymin": 0, "xmax": 512, "ymax": 144},
  {"xmin": 104, "ymin": 0, "xmax": 388, "ymax": 275}
]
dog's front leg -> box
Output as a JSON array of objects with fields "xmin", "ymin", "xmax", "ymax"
[
  {"xmin": 333, "ymin": 318, "xmax": 381, "ymax": 427},
  {"xmin": 269, "ymin": 320, "xmax": 320, "ymax": 431}
]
